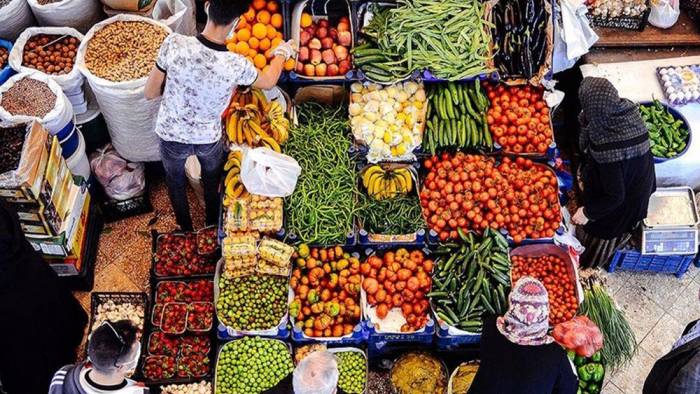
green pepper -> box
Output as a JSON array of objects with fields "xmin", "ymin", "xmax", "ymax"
[
  {"xmin": 577, "ymin": 365, "xmax": 592, "ymax": 382},
  {"xmin": 579, "ymin": 379, "xmax": 587, "ymax": 390},
  {"xmin": 591, "ymin": 363, "xmax": 604, "ymax": 383},
  {"xmin": 590, "ymin": 352, "xmax": 601, "ymax": 363},
  {"xmin": 588, "ymin": 384, "xmax": 600, "ymax": 394},
  {"xmin": 574, "ymin": 355, "xmax": 586, "ymax": 367}
]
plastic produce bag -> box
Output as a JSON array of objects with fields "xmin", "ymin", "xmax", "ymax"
[
  {"xmin": 649, "ymin": 0, "xmax": 680, "ymax": 29},
  {"xmin": 27, "ymin": 0, "xmax": 104, "ymax": 34},
  {"xmin": 552, "ymin": 316, "xmax": 604, "ymax": 357},
  {"xmin": 552, "ymin": 0, "xmax": 598, "ymax": 73},
  {"xmin": 152, "ymin": 0, "xmax": 197, "ymax": 35},
  {"xmin": 89, "ymin": 144, "xmax": 146, "ymax": 200},
  {"xmin": 0, "ymin": 0, "xmax": 37, "ymax": 42},
  {"xmin": 292, "ymin": 351, "xmax": 339, "ymax": 394},
  {"xmin": 240, "ymin": 147, "xmax": 301, "ymax": 198}
]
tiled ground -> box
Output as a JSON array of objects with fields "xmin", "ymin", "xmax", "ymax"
[{"xmin": 74, "ymin": 180, "xmax": 700, "ymax": 394}]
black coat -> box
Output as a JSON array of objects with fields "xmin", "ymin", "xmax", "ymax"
[
  {"xmin": 643, "ymin": 320, "xmax": 700, "ymax": 394},
  {"xmin": 581, "ymin": 151, "xmax": 656, "ymax": 239},
  {"xmin": 0, "ymin": 200, "xmax": 87, "ymax": 394},
  {"xmin": 468, "ymin": 316, "xmax": 578, "ymax": 394}
]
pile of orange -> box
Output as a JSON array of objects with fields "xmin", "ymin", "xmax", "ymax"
[{"xmin": 226, "ymin": 0, "xmax": 295, "ymax": 72}]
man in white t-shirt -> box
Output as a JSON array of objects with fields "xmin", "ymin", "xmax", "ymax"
[{"xmin": 144, "ymin": 0, "xmax": 296, "ymax": 231}]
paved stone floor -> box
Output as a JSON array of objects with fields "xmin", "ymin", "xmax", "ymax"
[{"xmin": 74, "ymin": 180, "xmax": 700, "ymax": 394}]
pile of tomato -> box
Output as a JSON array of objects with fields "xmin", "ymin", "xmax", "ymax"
[
  {"xmin": 485, "ymin": 82, "xmax": 553, "ymax": 155},
  {"xmin": 511, "ymin": 254, "xmax": 578, "ymax": 324},
  {"xmin": 420, "ymin": 153, "xmax": 560, "ymax": 242}
]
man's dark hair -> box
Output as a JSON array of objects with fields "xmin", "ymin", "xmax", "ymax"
[
  {"xmin": 87, "ymin": 320, "xmax": 138, "ymax": 374},
  {"xmin": 207, "ymin": 0, "xmax": 252, "ymax": 26}
]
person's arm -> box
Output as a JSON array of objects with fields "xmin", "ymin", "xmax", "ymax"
[
  {"xmin": 144, "ymin": 67, "xmax": 166, "ymax": 100},
  {"xmin": 668, "ymin": 354, "xmax": 700, "ymax": 394},
  {"xmin": 582, "ymin": 161, "xmax": 625, "ymax": 221},
  {"xmin": 253, "ymin": 55, "xmax": 285, "ymax": 90}
]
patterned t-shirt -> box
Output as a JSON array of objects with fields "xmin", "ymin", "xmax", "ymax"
[{"xmin": 154, "ymin": 33, "xmax": 258, "ymax": 144}]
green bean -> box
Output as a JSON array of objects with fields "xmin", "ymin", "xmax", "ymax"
[{"xmin": 357, "ymin": 193, "xmax": 424, "ymax": 235}]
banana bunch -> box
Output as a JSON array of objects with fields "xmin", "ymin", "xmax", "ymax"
[
  {"xmin": 362, "ymin": 165, "xmax": 414, "ymax": 200},
  {"xmin": 223, "ymin": 150, "xmax": 247, "ymax": 207},
  {"xmin": 224, "ymin": 88, "xmax": 289, "ymax": 152}
]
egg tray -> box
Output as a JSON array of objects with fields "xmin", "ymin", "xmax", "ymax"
[{"xmin": 656, "ymin": 65, "xmax": 700, "ymax": 106}]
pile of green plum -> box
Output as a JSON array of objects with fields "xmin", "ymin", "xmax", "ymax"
[
  {"xmin": 215, "ymin": 337, "xmax": 293, "ymax": 394},
  {"xmin": 217, "ymin": 274, "xmax": 287, "ymax": 330},
  {"xmin": 336, "ymin": 351, "xmax": 367, "ymax": 394}
]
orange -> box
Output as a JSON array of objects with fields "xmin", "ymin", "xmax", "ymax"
[
  {"xmin": 254, "ymin": 54, "xmax": 267, "ymax": 69},
  {"xmin": 252, "ymin": 23, "xmax": 267, "ymax": 39},
  {"xmin": 259, "ymin": 37, "xmax": 271, "ymax": 51},
  {"xmin": 247, "ymin": 48, "xmax": 258, "ymax": 58},
  {"xmin": 283, "ymin": 58, "xmax": 295, "ymax": 71},
  {"xmin": 270, "ymin": 13, "xmax": 283, "ymax": 29},
  {"xmin": 244, "ymin": 7, "xmax": 256, "ymax": 22},
  {"xmin": 236, "ymin": 28, "xmax": 251, "ymax": 42},
  {"xmin": 270, "ymin": 37, "xmax": 282, "ymax": 49},
  {"xmin": 266, "ymin": 25, "xmax": 277, "ymax": 39},
  {"xmin": 266, "ymin": 1, "xmax": 278, "ymax": 13},
  {"xmin": 226, "ymin": 42, "xmax": 237, "ymax": 52},
  {"xmin": 235, "ymin": 41, "xmax": 250, "ymax": 54},
  {"xmin": 248, "ymin": 37, "xmax": 260, "ymax": 49},
  {"xmin": 300, "ymin": 13, "xmax": 312, "ymax": 28},
  {"xmin": 275, "ymin": 31, "xmax": 283, "ymax": 40},
  {"xmin": 237, "ymin": 18, "xmax": 248, "ymax": 29},
  {"xmin": 252, "ymin": 0, "xmax": 266, "ymax": 11},
  {"xmin": 256, "ymin": 10, "xmax": 271, "ymax": 24},
  {"xmin": 246, "ymin": 56, "xmax": 254, "ymax": 64}
]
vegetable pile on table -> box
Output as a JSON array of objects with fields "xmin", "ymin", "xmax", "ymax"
[
  {"xmin": 420, "ymin": 154, "xmax": 560, "ymax": 242},
  {"xmin": 490, "ymin": 0, "xmax": 549, "ymax": 80},
  {"xmin": 425, "ymin": 81, "xmax": 492, "ymax": 153},
  {"xmin": 215, "ymin": 337, "xmax": 293, "ymax": 394},
  {"xmin": 154, "ymin": 233, "xmax": 216, "ymax": 277},
  {"xmin": 289, "ymin": 245, "xmax": 362, "ymax": 338},
  {"xmin": 296, "ymin": 13, "xmax": 353, "ymax": 77},
  {"xmin": 430, "ymin": 229, "xmax": 510, "ymax": 332},
  {"xmin": 640, "ymin": 100, "xmax": 689, "ymax": 159},
  {"xmin": 224, "ymin": 88, "xmax": 289, "ymax": 152},
  {"xmin": 152, "ymin": 280, "xmax": 215, "ymax": 334},
  {"xmin": 143, "ymin": 333, "xmax": 211, "ymax": 381},
  {"xmin": 355, "ymin": 0, "xmax": 493, "ymax": 81},
  {"xmin": 217, "ymin": 274, "xmax": 288, "ymax": 331},
  {"xmin": 573, "ymin": 352, "xmax": 605, "ymax": 394},
  {"xmin": 511, "ymin": 253, "xmax": 578, "ymax": 324},
  {"xmin": 336, "ymin": 351, "xmax": 367, "ymax": 394},
  {"xmin": 485, "ymin": 82, "xmax": 553, "ymax": 155},
  {"xmin": 362, "ymin": 248, "xmax": 433, "ymax": 332},
  {"xmin": 284, "ymin": 102, "xmax": 358, "ymax": 245}
]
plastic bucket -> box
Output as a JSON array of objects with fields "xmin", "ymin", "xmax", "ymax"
[
  {"xmin": 59, "ymin": 125, "xmax": 80, "ymax": 158},
  {"xmin": 0, "ymin": 39, "xmax": 15, "ymax": 86},
  {"xmin": 67, "ymin": 130, "xmax": 90, "ymax": 179}
]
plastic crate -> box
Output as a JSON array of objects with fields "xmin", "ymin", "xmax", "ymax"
[
  {"xmin": 589, "ymin": 6, "xmax": 651, "ymax": 31},
  {"xmin": 151, "ymin": 230, "xmax": 217, "ymax": 280},
  {"xmin": 290, "ymin": 321, "xmax": 367, "ymax": 345},
  {"xmin": 98, "ymin": 186, "xmax": 152, "ymax": 223},
  {"xmin": 366, "ymin": 319, "xmax": 436, "ymax": 357},
  {"xmin": 217, "ymin": 320, "xmax": 290, "ymax": 341},
  {"xmin": 608, "ymin": 249, "xmax": 695, "ymax": 278},
  {"xmin": 88, "ymin": 292, "xmax": 149, "ymax": 357},
  {"xmin": 435, "ymin": 323, "xmax": 480, "ymax": 350}
]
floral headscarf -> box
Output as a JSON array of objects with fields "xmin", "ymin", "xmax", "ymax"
[{"xmin": 497, "ymin": 276, "xmax": 554, "ymax": 346}]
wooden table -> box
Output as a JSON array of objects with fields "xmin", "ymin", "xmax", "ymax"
[{"xmin": 594, "ymin": 11, "xmax": 700, "ymax": 47}]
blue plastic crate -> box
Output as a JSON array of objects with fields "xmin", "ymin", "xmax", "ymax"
[
  {"xmin": 290, "ymin": 321, "xmax": 368, "ymax": 345},
  {"xmin": 366, "ymin": 318, "xmax": 436, "ymax": 356},
  {"xmin": 434, "ymin": 322, "xmax": 480, "ymax": 350},
  {"xmin": 608, "ymin": 249, "xmax": 694, "ymax": 278}
]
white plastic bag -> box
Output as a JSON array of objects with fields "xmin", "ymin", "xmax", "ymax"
[
  {"xmin": 152, "ymin": 0, "xmax": 197, "ymax": 35},
  {"xmin": 553, "ymin": 0, "xmax": 598, "ymax": 73},
  {"xmin": 9, "ymin": 27, "xmax": 86, "ymax": 114},
  {"xmin": 649, "ymin": 0, "xmax": 680, "ymax": 29},
  {"xmin": 76, "ymin": 15, "xmax": 172, "ymax": 162},
  {"xmin": 0, "ymin": 0, "xmax": 37, "ymax": 42},
  {"xmin": 89, "ymin": 144, "xmax": 146, "ymax": 200},
  {"xmin": 27, "ymin": 0, "xmax": 104, "ymax": 34},
  {"xmin": 292, "ymin": 351, "xmax": 339, "ymax": 394},
  {"xmin": 240, "ymin": 147, "xmax": 301, "ymax": 198}
]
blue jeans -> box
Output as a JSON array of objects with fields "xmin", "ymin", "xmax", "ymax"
[{"xmin": 160, "ymin": 138, "xmax": 224, "ymax": 231}]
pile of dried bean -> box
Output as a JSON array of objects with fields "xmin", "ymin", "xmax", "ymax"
[
  {"xmin": 1, "ymin": 78, "xmax": 56, "ymax": 118},
  {"xmin": 22, "ymin": 34, "xmax": 80, "ymax": 75},
  {"xmin": 85, "ymin": 21, "xmax": 168, "ymax": 82},
  {"xmin": 0, "ymin": 47, "xmax": 8, "ymax": 69},
  {"xmin": 0, "ymin": 125, "xmax": 26, "ymax": 173}
]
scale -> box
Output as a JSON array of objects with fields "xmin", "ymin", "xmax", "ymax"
[{"xmin": 642, "ymin": 187, "xmax": 699, "ymax": 256}]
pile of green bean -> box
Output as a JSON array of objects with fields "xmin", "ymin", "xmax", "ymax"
[
  {"xmin": 358, "ymin": 192, "xmax": 424, "ymax": 235},
  {"xmin": 284, "ymin": 102, "xmax": 360, "ymax": 245},
  {"xmin": 355, "ymin": 0, "xmax": 493, "ymax": 82}
]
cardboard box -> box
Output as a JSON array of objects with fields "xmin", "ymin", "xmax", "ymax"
[
  {"xmin": 0, "ymin": 122, "xmax": 49, "ymax": 204},
  {"xmin": 45, "ymin": 200, "xmax": 91, "ymax": 276}
]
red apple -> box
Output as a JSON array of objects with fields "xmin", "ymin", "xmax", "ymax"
[
  {"xmin": 298, "ymin": 46, "xmax": 310, "ymax": 62},
  {"xmin": 321, "ymin": 37, "xmax": 334, "ymax": 49},
  {"xmin": 315, "ymin": 63, "xmax": 327, "ymax": 77},
  {"xmin": 329, "ymin": 28, "xmax": 338, "ymax": 40},
  {"xmin": 304, "ymin": 63, "xmax": 315, "ymax": 77},
  {"xmin": 308, "ymin": 38, "xmax": 322, "ymax": 50},
  {"xmin": 333, "ymin": 45, "xmax": 348, "ymax": 61},
  {"xmin": 339, "ymin": 16, "xmax": 350, "ymax": 25},
  {"xmin": 337, "ymin": 21, "xmax": 350, "ymax": 33},
  {"xmin": 338, "ymin": 59, "xmax": 351, "ymax": 75},
  {"xmin": 327, "ymin": 64, "xmax": 339, "ymax": 77},
  {"xmin": 305, "ymin": 26, "xmax": 316, "ymax": 36},
  {"xmin": 300, "ymin": 31, "xmax": 312, "ymax": 46},
  {"xmin": 322, "ymin": 49, "xmax": 337, "ymax": 65},
  {"xmin": 295, "ymin": 61, "xmax": 304, "ymax": 74},
  {"xmin": 310, "ymin": 49, "xmax": 322, "ymax": 65},
  {"xmin": 317, "ymin": 27, "xmax": 328, "ymax": 39},
  {"xmin": 318, "ymin": 19, "xmax": 330, "ymax": 28},
  {"xmin": 337, "ymin": 31, "xmax": 352, "ymax": 46}
]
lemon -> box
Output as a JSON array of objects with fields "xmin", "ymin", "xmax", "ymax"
[{"xmin": 383, "ymin": 131, "xmax": 393, "ymax": 144}]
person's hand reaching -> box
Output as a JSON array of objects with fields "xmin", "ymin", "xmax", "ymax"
[
  {"xmin": 272, "ymin": 39, "xmax": 298, "ymax": 60},
  {"xmin": 572, "ymin": 207, "xmax": 589, "ymax": 226}
]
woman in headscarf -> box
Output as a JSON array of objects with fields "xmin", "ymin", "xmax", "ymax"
[
  {"xmin": 468, "ymin": 277, "xmax": 577, "ymax": 394},
  {"xmin": 572, "ymin": 77, "xmax": 656, "ymax": 268}
]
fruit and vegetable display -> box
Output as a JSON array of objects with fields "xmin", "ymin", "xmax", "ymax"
[
  {"xmin": 490, "ymin": 0, "xmax": 550, "ymax": 80},
  {"xmin": 289, "ymin": 245, "xmax": 362, "ymax": 337},
  {"xmin": 361, "ymin": 165, "xmax": 415, "ymax": 201},
  {"xmin": 0, "ymin": 77, "xmax": 56, "ymax": 118},
  {"xmin": 390, "ymin": 352, "xmax": 447, "ymax": 394},
  {"xmin": 217, "ymin": 274, "xmax": 288, "ymax": 331},
  {"xmin": 152, "ymin": 280, "xmax": 215, "ymax": 334},
  {"xmin": 424, "ymin": 81, "xmax": 491, "ymax": 154},
  {"xmin": 511, "ymin": 253, "xmax": 578, "ymax": 324},
  {"xmin": 354, "ymin": 0, "xmax": 491, "ymax": 82},
  {"xmin": 144, "ymin": 333, "xmax": 211, "ymax": 381},
  {"xmin": 154, "ymin": 280, "xmax": 214, "ymax": 304},
  {"xmin": 349, "ymin": 81, "xmax": 426, "ymax": 162},
  {"xmin": 196, "ymin": 227, "xmax": 218, "ymax": 255},
  {"xmin": 0, "ymin": 125, "xmax": 26, "ymax": 174},
  {"xmin": 249, "ymin": 195, "xmax": 284, "ymax": 233},
  {"xmin": 215, "ymin": 337, "xmax": 293, "ymax": 394},
  {"xmin": 222, "ymin": 231, "xmax": 258, "ymax": 278},
  {"xmin": 640, "ymin": 100, "xmax": 689, "ymax": 159},
  {"xmin": 361, "ymin": 248, "xmax": 433, "ymax": 332},
  {"xmin": 154, "ymin": 233, "xmax": 216, "ymax": 277},
  {"xmin": 658, "ymin": 65, "xmax": 700, "ymax": 105},
  {"xmin": 160, "ymin": 381, "xmax": 212, "ymax": 394},
  {"xmin": 430, "ymin": 229, "xmax": 510, "ymax": 333},
  {"xmin": 90, "ymin": 297, "xmax": 145, "ymax": 335},
  {"xmin": 449, "ymin": 361, "xmax": 479, "ymax": 394},
  {"xmin": 223, "ymin": 150, "xmax": 247, "ymax": 206},
  {"xmin": 226, "ymin": 0, "xmax": 293, "ymax": 72},
  {"xmin": 84, "ymin": 21, "xmax": 168, "ymax": 82},
  {"xmin": 420, "ymin": 154, "xmax": 560, "ymax": 242},
  {"xmin": 284, "ymin": 102, "xmax": 358, "ymax": 245},
  {"xmin": 224, "ymin": 88, "xmax": 289, "ymax": 152},
  {"xmin": 257, "ymin": 237, "xmax": 294, "ymax": 276},
  {"xmin": 572, "ymin": 352, "xmax": 605, "ymax": 394},
  {"xmin": 552, "ymin": 315, "xmax": 604, "ymax": 357},
  {"xmin": 579, "ymin": 270, "xmax": 637, "ymax": 370},
  {"xmin": 357, "ymin": 189, "xmax": 424, "ymax": 236},
  {"xmin": 162, "ymin": 303, "xmax": 188, "ymax": 334},
  {"xmin": 21, "ymin": 34, "xmax": 80, "ymax": 75},
  {"xmin": 295, "ymin": 13, "xmax": 352, "ymax": 78},
  {"xmin": 335, "ymin": 351, "xmax": 367, "ymax": 394},
  {"xmin": 484, "ymin": 82, "xmax": 553, "ymax": 155},
  {"xmin": 587, "ymin": 0, "xmax": 647, "ymax": 19}
]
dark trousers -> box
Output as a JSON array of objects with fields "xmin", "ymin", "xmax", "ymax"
[{"xmin": 160, "ymin": 138, "xmax": 224, "ymax": 231}]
